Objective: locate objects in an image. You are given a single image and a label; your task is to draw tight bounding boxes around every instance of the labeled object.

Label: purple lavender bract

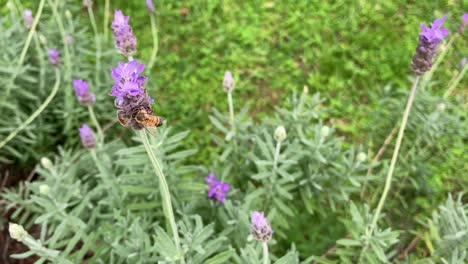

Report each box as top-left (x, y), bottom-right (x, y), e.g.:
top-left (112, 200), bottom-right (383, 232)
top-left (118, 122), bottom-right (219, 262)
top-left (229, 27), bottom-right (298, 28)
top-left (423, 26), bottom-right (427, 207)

top-left (250, 211), bottom-right (273, 241)
top-left (411, 15), bottom-right (449, 75)
top-left (458, 13), bottom-right (468, 33)
top-left (73, 79), bottom-right (95, 105)
top-left (79, 124), bottom-right (96, 149)
top-left (111, 10), bottom-right (137, 57)
top-left (23, 9), bottom-right (33, 29)
top-left (47, 49), bottom-right (60, 66)
top-left (146, 0), bottom-right (155, 13)
top-left (204, 172), bottom-right (230, 202)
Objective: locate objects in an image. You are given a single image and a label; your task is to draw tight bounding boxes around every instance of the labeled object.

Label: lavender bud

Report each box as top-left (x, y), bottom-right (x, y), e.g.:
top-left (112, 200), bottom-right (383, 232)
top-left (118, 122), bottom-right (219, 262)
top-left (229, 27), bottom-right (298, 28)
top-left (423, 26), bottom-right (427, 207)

top-left (274, 126), bottom-right (287, 142)
top-left (459, 57), bottom-right (467, 70)
top-left (9, 223), bottom-right (27, 242)
top-left (436, 103), bottom-right (446, 112)
top-left (39, 184), bottom-right (50, 195)
top-left (79, 124), bottom-right (96, 149)
top-left (223, 71), bottom-right (235, 93)
top-left (40, 157), bottom-right (53, 170)
top-left (250, 211), bottom-right (273, 242)
top-left (411, 15), bottom-right (449, 75)
top-left (73, 79), bottom-right (96, 105)
top-left (357, 152), bottom-right (367, 162)
top-left (320, 126), bottom-right (330, 138)
top-left (111, 10), bottom-right (137, 57)
top-left (23, 9), bottom-right (33, 29)
top-left (65, 10), bottom-right (72, 20)
top-left (457, 13), bottom-right (468, 33)
top-left (146, 0), bottom-right (155, 13)
top-left (39, 33), bottom-right (47, 45)
top-left (82, 0), bottom-right (92, 8)
top-left (47, 49), bottom-right (60, 66)
top-left (65, 35), bottom-right (73, 45)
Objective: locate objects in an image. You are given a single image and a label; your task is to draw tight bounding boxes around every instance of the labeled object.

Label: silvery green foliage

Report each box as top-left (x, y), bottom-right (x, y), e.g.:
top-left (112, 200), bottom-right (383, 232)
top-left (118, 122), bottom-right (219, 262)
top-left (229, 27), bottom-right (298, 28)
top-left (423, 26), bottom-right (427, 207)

top-left (0, 0), bottom-right (116, 164)
top-left (425, 195), bottom-right (468, 263)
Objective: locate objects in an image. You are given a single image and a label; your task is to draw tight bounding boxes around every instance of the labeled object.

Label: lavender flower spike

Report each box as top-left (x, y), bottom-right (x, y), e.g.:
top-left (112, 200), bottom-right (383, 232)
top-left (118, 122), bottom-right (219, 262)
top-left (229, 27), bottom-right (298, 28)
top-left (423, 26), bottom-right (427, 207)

top-left (23, 9), bottom-right (33, 29)
top-left (111, 10), bottom-right (137, 57)
top-left (250, 211), bottom-right (273, 242)
top-left (411, 15), bottom-right (449, 75)
top-left (223, 71), bottom-right (235, 93)
top-left (204, 172), bottom-right (230, 202)
top-left (47, 49), bottom-right (60, 66)
top-left (146, 0), bottom-right (155, 13)
top-left (73, 79), bottom-right (95, 105)
top-left (110, 60), bottom-right (163, 130)
top-left (458, 13), bottom-right (468, 33)
top-left (79, 124), bottom-right (96, 149)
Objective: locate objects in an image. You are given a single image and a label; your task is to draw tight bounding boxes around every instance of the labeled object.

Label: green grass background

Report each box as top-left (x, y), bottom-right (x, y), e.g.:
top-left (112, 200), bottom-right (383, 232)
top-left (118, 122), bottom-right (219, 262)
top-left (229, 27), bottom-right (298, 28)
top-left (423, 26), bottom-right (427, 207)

top-left (104, 1), bottom-right (466, 161)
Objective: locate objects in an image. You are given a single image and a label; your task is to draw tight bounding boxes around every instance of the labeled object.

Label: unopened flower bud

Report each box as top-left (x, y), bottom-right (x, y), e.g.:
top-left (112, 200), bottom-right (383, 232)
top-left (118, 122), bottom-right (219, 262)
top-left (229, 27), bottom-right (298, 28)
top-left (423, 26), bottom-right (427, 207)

top-left (39, 184), bottom-right (50, 195)
top-left (82, 0), bottom-right (92, 8)
top-left (357, 152), bottom-right (367, 162)
top-left (223, 71), bottom-right (235, 93)
top-left (39, 34), bottom-right (47, 45)
top-left (65, 35), bottom-right (73, 45)
top-left (436, 103), bottom-right (446, 112)
top-left (65, 10), bottom-right (72, 20)
top-left (459, 57), bottom-right (467, 70)
top-left (6, 1), bottom-right (15, 11)
top-left (9, 223), bottom-right (27, 242)
top-left (320, 126), bottom-right (330, 138)
top-left (303, 85), bottom-right (309, 94)
top-left (274, 126), bottom-right (287, 142)
top-left (40, 157), bottom-right (53, 170)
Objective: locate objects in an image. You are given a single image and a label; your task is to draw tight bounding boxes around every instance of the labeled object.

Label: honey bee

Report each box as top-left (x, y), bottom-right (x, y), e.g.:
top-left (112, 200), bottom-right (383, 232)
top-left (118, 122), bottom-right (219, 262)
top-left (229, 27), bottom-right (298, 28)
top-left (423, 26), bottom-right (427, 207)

top-left (133, 107), bottom-right (165, 127)
top-left (117, 110), bottom-right (130, 127)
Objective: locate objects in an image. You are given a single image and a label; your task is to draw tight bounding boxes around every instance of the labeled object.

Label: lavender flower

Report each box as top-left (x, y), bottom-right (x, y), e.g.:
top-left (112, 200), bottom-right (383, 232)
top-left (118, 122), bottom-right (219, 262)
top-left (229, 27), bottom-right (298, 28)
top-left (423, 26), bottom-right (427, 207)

top-left (411, 15), bottom-right (449, 75)
top-left (111, 10), bottom-right (137, 57)
top-left (110, 60), bottom-right (162, 130)
top-left (460, 57), bottom-right (467, 70)
top-left (250, 211), bottom-right (273, 242)
top-left (223, 71), bottom-right (235, 93)
top-left (65, 35), bottom-right (73, 45)
top-left (146, 0), bottom-right (155, 13)
top-left (73, 79), bottom-right (96, 105)
top-left (82, 0), bottom-right (92, 8)
top-left (458, 13), bottom-right (468, 33)
top-left (47, 49), bottom-right (60, 66)
top-left (204, 172), bottom-right (230, 202)
top-left (79, 124), bottom-right (96, 149)
top-left (23, 9), bottom-right (33, 29)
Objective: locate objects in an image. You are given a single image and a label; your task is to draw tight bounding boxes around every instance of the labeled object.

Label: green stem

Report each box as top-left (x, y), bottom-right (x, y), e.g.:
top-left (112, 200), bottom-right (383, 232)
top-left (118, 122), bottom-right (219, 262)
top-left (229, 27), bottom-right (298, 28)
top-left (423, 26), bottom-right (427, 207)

top-left (88, 105), bottom-right (103, 141)
top-left (33, 34), bottom-right (46, 92)
top-left (138, 130), bottom-right (184, 264)
top-left (422, 33), bottom-right (458, 87)
top-left (262, 242), bottom-right (269, 264)
top-left (444, 62), bottom-right (467, 98)
top-left (4, 0), bottom-right (46, 99)
top-left (47, 0), bottom-right (73, 132)
top-left (103, 0), bottom-right (110, 42)
top-left (87, 5), bottom-right (101, 91)
top-left (89, 149), bottom-right (120, 205)
top-left (273, 140), bottom-right (281, 171)
top-left (227, 92), bottom-right (235, 132)
top-left (360, 76), bottom-right (420, 260)
top-left (147, 14), bottom-right (159, 71)
top-left (0, 68), bottom-right (61, 150)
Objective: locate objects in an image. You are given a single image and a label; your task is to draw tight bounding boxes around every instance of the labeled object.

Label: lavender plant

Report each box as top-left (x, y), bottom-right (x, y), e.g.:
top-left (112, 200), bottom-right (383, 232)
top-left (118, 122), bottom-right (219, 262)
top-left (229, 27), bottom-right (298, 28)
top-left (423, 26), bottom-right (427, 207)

top-left (0, 2), bottom-right (466, 264)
